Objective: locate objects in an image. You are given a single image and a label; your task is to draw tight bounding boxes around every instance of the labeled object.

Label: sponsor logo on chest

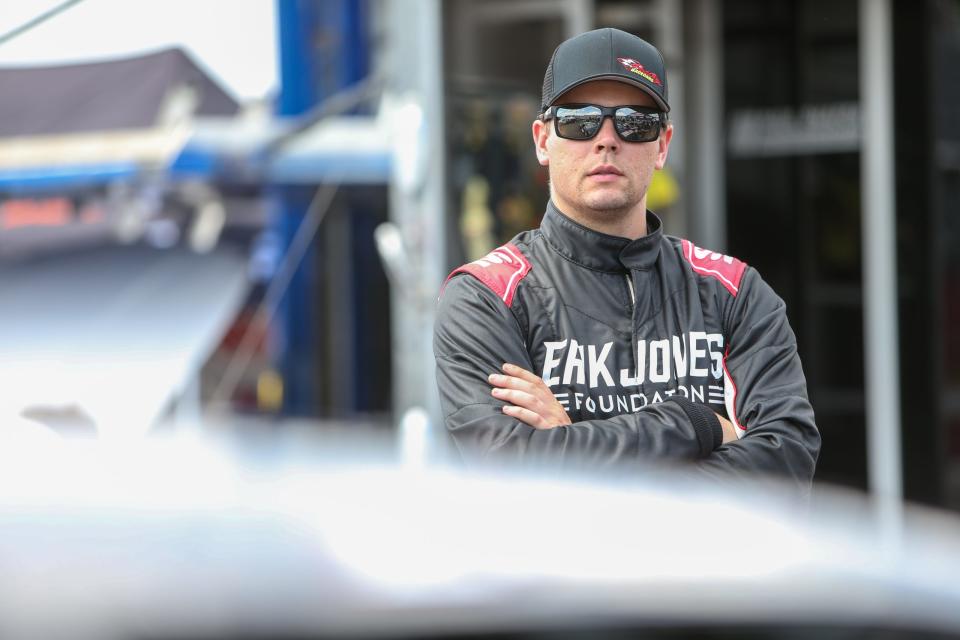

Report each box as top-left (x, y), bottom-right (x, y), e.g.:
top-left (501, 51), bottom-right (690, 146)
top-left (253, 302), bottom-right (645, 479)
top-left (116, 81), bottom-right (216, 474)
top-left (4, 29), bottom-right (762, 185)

top-left (540, 332), bottom-right (726, 414)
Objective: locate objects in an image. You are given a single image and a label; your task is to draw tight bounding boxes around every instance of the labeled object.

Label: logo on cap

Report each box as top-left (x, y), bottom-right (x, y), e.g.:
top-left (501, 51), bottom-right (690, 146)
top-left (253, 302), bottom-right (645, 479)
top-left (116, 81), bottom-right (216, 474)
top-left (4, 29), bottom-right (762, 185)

top-left (617, 57), bottom-right (662, 87)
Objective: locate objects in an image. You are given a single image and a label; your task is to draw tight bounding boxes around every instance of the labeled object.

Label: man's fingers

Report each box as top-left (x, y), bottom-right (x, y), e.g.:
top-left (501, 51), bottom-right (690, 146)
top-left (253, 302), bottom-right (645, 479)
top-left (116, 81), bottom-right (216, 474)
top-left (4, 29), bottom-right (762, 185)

top-left (491, 387), bottom-right (539, 410)
top-left (488, 373), bottom-right (536, 393)
top-left (502, 363), bottom-right (543, 385)
top-left (489, 365), bottom-right (571, 429)
top-left (502, 404), bottom-right (548, 429)
top-left (715, 412), bottom-right (738, 444)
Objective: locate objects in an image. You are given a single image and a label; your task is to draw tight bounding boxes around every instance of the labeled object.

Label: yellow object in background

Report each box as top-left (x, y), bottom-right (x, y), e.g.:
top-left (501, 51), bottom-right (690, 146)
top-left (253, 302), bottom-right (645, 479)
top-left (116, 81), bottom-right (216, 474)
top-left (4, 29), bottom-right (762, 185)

top-left (257, 369), bottom-right (284, 413)
top-left (460, 176), bottom-right (496, 261)
top-left (647, 167), bottom-right (679, 211)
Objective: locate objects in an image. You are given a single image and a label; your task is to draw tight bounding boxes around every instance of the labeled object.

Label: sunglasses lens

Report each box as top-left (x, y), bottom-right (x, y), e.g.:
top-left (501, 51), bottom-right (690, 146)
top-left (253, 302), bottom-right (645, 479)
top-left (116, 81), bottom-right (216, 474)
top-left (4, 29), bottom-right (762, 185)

top-left (550, 105), bottom-right (663, 142)
top-left (615, 108), bottom-right (662, 142)
top-left (555, 106), bottom-right (602, 140)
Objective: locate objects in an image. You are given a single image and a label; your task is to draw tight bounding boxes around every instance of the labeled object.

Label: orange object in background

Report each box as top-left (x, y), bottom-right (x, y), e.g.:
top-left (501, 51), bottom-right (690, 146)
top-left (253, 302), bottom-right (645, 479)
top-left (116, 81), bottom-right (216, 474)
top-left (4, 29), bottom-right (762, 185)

top-left (0, 197), bottom-right (72, 230)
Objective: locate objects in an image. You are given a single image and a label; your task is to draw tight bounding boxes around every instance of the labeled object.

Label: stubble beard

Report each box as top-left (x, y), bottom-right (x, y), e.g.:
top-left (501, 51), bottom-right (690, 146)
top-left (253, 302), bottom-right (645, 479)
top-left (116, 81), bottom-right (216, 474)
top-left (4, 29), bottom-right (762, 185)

top-left (549, 179), bottom-right (635, 229)
top-left (548, 171), bottom-right (656, 239)
top-left (568, 177), bottom-right (643, 229)
top-left (548, 159), bottom-right (655, 234)
top-left (579, 183), bottom-right (637, 216)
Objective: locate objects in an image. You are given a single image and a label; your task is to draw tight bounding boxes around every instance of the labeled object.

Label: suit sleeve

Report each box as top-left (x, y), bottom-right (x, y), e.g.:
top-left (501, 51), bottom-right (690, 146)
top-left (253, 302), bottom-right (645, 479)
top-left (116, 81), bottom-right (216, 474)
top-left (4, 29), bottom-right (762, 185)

top-left (434, 274), bottom-right (723, 468)
top-left (697, 268), bottom-right (821, 488)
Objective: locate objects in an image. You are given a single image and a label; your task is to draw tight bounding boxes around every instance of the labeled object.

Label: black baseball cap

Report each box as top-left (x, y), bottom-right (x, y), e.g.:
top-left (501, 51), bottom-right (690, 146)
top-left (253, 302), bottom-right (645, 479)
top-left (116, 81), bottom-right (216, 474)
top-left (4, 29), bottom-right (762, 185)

top-left (541, 28), bottom-right (670, 113)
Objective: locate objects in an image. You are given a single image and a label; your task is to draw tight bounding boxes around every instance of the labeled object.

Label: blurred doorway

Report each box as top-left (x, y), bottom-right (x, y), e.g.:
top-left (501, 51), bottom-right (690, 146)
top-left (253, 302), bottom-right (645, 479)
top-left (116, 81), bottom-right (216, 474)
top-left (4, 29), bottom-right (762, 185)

top-left (723, 0), bottom-right (960, 507)
top-left (722, 0), bottom-right (866, 489)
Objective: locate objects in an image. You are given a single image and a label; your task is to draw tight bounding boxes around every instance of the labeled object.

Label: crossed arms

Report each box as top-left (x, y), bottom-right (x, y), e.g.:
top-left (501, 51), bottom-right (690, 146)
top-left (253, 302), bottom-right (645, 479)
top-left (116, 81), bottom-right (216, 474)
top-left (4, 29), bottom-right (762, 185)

top-left (433, 271), bottom-right (820, 487)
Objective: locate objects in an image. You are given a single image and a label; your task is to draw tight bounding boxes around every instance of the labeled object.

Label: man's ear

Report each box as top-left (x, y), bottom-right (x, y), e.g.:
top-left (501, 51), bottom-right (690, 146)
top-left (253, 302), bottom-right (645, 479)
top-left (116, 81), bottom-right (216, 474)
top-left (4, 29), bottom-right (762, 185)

top-left (532, 118), bottom-right (549, 167)
top-left (655, 123), bottom-right (673, 170)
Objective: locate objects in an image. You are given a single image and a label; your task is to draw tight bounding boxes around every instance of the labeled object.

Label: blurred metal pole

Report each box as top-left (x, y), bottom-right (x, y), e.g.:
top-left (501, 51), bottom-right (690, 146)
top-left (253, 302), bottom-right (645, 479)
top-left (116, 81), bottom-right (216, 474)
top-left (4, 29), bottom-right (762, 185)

top-left (656, 0), bottom-right (685, 237)
top-left (385, 0), bottom-right (446, 428)
top-left (859, 0), bottom-right (903, 513)
top-left (686, 0), bottom-right (726, 250)
top-left (563, 0), bottom-right (594, 38)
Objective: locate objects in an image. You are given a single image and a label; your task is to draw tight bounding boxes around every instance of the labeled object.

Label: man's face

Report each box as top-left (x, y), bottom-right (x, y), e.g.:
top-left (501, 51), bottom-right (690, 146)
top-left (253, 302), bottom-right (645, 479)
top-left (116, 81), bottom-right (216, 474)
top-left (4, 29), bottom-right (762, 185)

top-left (532, 80), bottom-right (673, 229)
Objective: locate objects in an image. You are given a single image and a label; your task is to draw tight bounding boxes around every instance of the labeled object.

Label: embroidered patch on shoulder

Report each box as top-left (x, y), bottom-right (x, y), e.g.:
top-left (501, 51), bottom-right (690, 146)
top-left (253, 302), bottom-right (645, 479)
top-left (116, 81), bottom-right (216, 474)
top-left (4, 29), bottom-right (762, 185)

top-left (442, 243), bottom-right (532, 306)
top-left (681, 239), bottom-right (747, 296)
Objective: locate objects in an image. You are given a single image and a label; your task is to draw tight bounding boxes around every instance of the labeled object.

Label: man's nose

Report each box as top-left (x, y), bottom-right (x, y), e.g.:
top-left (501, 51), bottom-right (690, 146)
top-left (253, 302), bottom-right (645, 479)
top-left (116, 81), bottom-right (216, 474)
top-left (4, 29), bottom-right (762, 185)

top-left (593, 116), bottom-right (619, 152)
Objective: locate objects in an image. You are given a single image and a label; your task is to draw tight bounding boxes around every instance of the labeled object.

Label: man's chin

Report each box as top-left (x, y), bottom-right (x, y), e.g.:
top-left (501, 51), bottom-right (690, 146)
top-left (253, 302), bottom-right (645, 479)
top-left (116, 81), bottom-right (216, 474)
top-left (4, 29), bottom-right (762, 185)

top-left (582, 194), bottom-right (635, 214)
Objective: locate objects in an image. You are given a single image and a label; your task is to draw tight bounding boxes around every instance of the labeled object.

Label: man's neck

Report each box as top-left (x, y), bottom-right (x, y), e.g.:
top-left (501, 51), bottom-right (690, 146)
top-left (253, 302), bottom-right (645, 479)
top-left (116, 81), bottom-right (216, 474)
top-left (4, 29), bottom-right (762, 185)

top-left (552, 198), bottom-right (648, 240)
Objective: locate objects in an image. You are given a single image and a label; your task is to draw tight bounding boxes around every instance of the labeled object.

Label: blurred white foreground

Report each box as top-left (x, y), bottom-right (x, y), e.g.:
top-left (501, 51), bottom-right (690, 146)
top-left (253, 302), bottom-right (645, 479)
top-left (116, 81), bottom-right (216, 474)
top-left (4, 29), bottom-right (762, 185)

top-left (0, 432), bottom-right (959, 640)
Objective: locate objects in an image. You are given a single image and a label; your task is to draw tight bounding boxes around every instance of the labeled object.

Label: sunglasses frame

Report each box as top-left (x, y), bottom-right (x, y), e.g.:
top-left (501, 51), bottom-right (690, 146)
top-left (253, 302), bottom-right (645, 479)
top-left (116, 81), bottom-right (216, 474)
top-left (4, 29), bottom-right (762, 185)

top-left (540, 104), bottom-right (667, 143)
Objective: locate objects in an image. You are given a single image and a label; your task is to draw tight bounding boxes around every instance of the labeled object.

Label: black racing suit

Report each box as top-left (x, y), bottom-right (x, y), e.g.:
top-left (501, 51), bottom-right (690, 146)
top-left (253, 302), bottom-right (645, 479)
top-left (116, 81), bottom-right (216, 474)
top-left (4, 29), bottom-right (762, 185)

top-left (434, 202), bottom-right (820, 488)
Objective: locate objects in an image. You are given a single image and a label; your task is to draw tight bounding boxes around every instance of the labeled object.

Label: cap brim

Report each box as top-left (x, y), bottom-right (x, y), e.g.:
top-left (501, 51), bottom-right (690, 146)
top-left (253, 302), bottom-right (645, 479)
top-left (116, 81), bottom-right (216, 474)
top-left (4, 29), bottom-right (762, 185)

top-left (551, 74), bottom-right (670, 112)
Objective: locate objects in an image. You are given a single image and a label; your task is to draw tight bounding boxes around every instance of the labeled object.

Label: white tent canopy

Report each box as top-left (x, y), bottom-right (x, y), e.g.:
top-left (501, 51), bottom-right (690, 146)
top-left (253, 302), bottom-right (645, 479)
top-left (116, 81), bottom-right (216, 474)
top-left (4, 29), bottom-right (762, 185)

top-left (0, 246), bottom-right (247, 439)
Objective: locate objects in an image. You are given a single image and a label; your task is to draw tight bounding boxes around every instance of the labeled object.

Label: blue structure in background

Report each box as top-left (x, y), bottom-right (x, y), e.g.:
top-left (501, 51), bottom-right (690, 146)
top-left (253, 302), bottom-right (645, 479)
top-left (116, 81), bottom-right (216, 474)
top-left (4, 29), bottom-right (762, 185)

top-left (274, 0), bottom-right (371, 416)
top-left (0, 163), bottom-right (140, 194)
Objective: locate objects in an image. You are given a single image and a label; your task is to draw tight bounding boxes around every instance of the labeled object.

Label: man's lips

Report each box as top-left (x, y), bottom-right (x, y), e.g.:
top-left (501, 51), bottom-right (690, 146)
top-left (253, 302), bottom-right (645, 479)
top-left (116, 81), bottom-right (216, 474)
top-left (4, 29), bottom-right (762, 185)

top-left (587, 165), bottom-right (624, 182)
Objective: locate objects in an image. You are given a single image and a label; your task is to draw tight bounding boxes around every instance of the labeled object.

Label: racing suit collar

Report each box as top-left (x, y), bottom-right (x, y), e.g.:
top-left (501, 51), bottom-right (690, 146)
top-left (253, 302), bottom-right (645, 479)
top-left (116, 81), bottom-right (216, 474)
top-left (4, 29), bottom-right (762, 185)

top-left (541, 200), bottom-right (663, 272)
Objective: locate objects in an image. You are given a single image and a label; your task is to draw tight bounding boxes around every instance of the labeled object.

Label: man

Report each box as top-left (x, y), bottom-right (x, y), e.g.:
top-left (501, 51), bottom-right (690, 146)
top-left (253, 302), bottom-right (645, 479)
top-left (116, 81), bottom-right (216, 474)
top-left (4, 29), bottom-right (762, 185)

top-left (433, 28), bottom-right (820, 487)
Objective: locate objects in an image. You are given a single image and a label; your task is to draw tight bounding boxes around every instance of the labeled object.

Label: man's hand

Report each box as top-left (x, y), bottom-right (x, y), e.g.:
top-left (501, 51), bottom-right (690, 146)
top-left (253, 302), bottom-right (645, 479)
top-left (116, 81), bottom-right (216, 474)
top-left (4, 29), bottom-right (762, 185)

top-left (489, 363), bottom-right (572, 429)
top-left (488, 363), bottom-right (738, 441)
top-left (716, 413), bottom-right (738, 444)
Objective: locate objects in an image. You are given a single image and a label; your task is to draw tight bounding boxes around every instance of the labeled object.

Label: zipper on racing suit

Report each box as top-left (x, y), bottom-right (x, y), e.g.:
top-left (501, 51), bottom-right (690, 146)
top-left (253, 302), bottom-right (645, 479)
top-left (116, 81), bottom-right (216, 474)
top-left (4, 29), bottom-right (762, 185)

top-left (624, 271), bottom-right (638, 390)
